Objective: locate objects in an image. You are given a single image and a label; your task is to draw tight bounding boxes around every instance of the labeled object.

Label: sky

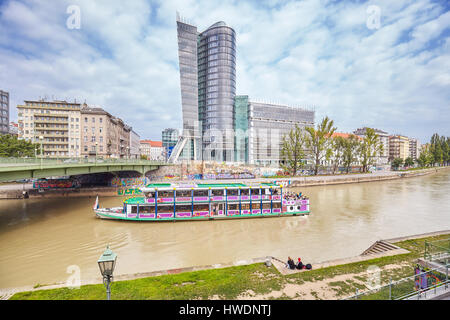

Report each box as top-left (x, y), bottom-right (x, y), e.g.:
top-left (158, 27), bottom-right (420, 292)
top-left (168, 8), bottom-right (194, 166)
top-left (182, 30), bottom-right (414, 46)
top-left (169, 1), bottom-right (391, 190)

top-left (0, 0), bottom-right (449, 143)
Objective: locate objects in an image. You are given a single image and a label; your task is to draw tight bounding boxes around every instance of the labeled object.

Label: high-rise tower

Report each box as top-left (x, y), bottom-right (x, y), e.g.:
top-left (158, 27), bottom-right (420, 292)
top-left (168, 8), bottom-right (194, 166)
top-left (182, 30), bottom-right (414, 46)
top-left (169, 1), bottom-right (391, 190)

top-left (170, 14), bottom-right (236, 162)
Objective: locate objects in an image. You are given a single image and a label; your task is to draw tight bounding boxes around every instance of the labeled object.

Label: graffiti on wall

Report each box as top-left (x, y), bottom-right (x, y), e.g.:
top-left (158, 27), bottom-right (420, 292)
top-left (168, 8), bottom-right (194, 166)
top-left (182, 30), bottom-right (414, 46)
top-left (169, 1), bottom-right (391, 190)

top-left (110, 177), bottom-right (149, 187)
top-left (33, 178), bottom-right (80, 189)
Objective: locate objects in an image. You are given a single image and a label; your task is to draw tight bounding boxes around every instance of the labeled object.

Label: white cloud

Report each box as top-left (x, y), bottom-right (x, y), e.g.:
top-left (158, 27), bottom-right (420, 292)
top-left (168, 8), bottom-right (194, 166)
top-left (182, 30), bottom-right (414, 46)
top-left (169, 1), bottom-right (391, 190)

top-left (0, 0), bottom-right (448, 143)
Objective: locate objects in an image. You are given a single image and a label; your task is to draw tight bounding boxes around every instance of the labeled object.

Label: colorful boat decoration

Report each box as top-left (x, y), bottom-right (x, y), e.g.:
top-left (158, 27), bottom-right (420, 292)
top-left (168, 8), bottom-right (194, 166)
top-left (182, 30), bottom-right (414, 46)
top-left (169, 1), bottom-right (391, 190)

top-left (94, 182), bottom-right (310, 221)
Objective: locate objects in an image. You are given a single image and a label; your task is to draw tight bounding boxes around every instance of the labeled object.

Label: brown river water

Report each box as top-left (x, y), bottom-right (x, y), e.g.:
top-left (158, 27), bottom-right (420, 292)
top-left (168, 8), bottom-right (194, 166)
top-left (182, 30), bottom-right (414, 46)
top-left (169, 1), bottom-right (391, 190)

top-left (0, 169), bottom-right (449, 289)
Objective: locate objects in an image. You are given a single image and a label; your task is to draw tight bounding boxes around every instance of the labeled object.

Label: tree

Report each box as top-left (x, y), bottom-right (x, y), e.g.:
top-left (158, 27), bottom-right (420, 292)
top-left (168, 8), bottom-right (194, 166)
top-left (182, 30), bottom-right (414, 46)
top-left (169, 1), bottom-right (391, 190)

top-left (416, 149), bottom-right (429, 167)
top-left (304, 116), bottom-right (336, 175)
top-left (404, 157), bottom-right (414, 167)
top-left (280, 125), bottom-right (307, 176)
top-left (341, 135), bottom-right (360, 173)
top-left (430, 133), bottom-right (443, 166)
top-left (391, 157), bottom-right (403, 170)
top-left (330, 136), bottom-right (346, 174)
top-left (0, 134), bottom-right (38, 157)
top-left (440, 136), bottom-right (449, 166)
top-left (358, 128), bottom-right (383, 173)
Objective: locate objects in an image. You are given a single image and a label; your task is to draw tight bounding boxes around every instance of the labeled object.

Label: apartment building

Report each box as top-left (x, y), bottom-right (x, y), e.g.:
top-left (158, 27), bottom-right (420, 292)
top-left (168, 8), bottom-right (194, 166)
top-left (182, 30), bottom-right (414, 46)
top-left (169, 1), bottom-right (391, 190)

top-left (17, 99), bottom-right (137, 159)
top-left (409, 138), bottom-right (420, 160)
top-left (389, 135), bottom-right (410, 161)
top-left (17, 100), bottom-right (81, 157)
top-left (80, 104), bottom-right (132, 159)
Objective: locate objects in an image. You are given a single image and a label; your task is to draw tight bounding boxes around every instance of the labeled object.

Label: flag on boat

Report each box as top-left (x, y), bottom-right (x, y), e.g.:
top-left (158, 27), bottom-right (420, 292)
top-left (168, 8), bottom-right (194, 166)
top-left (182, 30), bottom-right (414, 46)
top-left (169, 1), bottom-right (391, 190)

top-left (93, 196), bottom-right (99, 209)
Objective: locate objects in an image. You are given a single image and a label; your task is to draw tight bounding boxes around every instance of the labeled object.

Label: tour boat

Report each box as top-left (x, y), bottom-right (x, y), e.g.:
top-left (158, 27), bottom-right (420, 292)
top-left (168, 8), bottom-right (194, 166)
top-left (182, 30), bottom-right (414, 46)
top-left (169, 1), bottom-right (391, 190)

top-left (94, 182), bottom-right (310, 221)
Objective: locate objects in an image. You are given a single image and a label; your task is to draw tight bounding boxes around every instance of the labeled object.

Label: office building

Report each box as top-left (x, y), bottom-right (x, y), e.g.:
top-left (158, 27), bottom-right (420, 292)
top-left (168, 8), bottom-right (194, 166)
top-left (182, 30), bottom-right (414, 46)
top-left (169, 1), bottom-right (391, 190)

top-left (162, 128), bottom-right (179, 160)
top-left (171, 15), bottom-right (314, 164)
top-left (231, 96), bottom-right (315, 165)
top-left (129, 130), bottom-right (141, 159)
top-left (173, 14), bottom-right (236, 162)
top-left (0, 90), bottom-right (9, 134)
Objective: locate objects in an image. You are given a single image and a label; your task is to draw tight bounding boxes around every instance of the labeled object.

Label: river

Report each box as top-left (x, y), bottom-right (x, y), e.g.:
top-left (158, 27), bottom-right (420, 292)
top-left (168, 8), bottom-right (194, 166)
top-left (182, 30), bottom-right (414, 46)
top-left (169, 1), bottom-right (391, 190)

top-left (0, 169), bottom-right (449, 289)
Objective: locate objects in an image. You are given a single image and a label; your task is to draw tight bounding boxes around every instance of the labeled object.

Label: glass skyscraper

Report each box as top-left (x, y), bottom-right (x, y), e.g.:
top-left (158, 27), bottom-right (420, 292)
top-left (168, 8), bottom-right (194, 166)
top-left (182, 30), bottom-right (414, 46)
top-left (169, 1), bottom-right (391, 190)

top-left (174, 14), bottom-right (236, 162)
top-left (171, 14), bottom-right (315, 165)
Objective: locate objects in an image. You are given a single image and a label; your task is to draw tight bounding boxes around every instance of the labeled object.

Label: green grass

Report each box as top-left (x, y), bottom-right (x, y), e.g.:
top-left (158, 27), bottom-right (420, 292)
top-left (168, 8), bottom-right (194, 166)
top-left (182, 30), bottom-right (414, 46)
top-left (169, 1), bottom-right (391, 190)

top-left (9, 234), bottom-right (450, 300)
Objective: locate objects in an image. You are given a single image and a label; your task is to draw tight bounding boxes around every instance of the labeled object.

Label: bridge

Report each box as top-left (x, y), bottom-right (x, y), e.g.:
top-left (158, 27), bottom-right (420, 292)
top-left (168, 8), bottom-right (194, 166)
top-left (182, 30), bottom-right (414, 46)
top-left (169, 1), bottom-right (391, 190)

top-left (0, 158), bottom-right (169, 183)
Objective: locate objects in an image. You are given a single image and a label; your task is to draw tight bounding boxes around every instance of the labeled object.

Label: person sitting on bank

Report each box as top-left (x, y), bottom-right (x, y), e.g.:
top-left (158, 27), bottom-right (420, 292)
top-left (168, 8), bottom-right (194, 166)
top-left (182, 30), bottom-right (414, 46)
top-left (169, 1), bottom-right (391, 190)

top-left (287, 257), bottom-right (296, 270)
top-left (296, 258), bottom-right (304, 269)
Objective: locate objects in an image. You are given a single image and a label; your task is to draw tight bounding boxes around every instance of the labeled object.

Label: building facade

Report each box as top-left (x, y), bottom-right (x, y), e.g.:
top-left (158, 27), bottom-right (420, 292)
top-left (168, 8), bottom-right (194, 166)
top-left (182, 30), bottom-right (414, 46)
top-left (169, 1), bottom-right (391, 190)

top-left (17, 99), bottom-right (137, 159)
top-left (17, 100), bottom-right (81, 158)
top-left (174, 15), bottom-right (236, 162)
top-left (229, 96), bottom-right (315, 166)
top-left (162, 128), bottom-right (179, 160)
top-left (389, 135), bottom-right (410, 161)
top-left (353, 127), bottom-right (390, 165)
top-left (409, 138), bottom-right (420, 160)
top-left (140, 140), bottom-right (164, 161)
top-left (0, 90), bottom-right (9, 134)
top-left (129, 130), bottom-right (141, 159)
top-left (173, 16), bottom-right (314, 164)
top-left (9, 121), bottom-right (18, 136)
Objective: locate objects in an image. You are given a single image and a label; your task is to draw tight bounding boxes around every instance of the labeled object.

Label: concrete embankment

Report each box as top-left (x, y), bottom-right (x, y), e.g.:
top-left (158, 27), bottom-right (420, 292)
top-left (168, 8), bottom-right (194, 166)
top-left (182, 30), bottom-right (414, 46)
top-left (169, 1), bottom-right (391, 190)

top-left (0, 186), bottom-right (118, 199)
top-left (285, 167), bottom-right (449, 188)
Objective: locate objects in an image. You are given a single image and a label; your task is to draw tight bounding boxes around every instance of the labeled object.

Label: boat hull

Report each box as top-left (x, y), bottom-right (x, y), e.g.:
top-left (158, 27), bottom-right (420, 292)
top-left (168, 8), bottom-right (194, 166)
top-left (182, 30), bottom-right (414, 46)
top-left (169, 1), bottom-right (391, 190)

top-left (94, 209), bottom-right (310, 222)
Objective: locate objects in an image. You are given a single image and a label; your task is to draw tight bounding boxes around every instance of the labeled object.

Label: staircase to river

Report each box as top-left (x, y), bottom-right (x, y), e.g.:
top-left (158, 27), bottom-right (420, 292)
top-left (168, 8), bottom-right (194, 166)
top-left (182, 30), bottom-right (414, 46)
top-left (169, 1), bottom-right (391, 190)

top-left (361, 240), bottom-right (404, 256)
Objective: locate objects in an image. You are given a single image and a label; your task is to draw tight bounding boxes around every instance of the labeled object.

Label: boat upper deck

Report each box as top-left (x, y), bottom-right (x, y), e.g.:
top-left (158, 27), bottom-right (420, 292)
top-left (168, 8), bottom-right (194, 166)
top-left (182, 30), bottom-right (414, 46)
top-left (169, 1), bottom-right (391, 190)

top-left (123, 182), bottom-right (284, 205)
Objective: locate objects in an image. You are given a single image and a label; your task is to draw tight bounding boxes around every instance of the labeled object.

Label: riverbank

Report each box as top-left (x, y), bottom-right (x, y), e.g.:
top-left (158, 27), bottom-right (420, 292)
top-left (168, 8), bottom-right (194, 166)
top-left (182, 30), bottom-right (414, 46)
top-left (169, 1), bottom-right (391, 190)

top-left (1, 166), bottom-right (448, 199)
top-left (6, 230), bottom-right (449, 300)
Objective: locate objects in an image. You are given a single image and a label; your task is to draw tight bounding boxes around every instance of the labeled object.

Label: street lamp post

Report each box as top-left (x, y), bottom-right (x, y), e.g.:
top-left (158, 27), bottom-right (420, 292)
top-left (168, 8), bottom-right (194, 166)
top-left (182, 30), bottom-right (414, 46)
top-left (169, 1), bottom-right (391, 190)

top-left (39, 136), bottom-right (44, 169)
top-left (95, 142), bottom-right (98, 164)
top-left (97, 245), bottom-right (117, 300)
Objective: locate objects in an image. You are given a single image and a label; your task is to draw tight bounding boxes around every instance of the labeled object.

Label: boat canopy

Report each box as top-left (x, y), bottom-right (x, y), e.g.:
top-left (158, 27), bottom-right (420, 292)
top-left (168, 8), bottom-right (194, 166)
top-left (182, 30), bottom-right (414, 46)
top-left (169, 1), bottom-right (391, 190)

top-left (140, 182), bottom-right (282, 193)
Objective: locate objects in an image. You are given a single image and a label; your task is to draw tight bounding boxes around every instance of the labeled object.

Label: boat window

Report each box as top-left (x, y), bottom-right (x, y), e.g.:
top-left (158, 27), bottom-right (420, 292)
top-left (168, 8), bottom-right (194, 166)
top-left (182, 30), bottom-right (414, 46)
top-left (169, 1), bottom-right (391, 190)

top-left (263, 188), bottom-right (271, 195)
top-left (273, 202), bottom-right (281, 209)
top-left (241, 203), bottom-right (250, 210)
top-left (240, 189), bottom-right (250, 196)
top-left (262, 203), bottom-right (271, 209)
top-left (193, 189), bottom-right (209, 197)
top-left (211, 189), bottom-right (224, 196)
top-left (158, 190), bottom-right (174, 198)
top-left (176, 205), bottom-right (192, 212)
top-left (272, 188), bottom-right (279, 195)
top-left (227, 203), bottom-right (238, 210)
top-left (176, 190), bottom-right (191, 197)
top-left (145, 192), bottom-right (154, 198)
top-left (139, 206), bottom-right (155, 213)
top-left (227, 189), bottom-right (238, 196)
top-left (193, 204), bottom-right (209, 211)
top-left (157, 205), bottom-right (173, 213)
top-left (131, 205), bottom-right (137, 213)
top-left (250, 188), bottom-right (260, 195)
